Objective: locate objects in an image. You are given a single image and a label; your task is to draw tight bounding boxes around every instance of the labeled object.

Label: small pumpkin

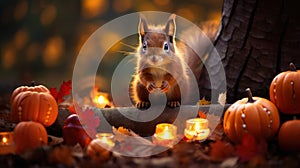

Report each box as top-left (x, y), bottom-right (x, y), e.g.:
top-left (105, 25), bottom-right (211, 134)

top-left (14, 121), bottom-right (48, 154)
top-left (278, 119), bottom-right (300, 152)
top-left (223, 88), bottom-right (280, 143)
top-left (270, 63), bottom-right (300, 114)
top-left (62, 114), bottom-right (92, 148)
top-left (10, 82), bottom-right (58, 127)
top-left (86, 139), bottom-right (111, 163)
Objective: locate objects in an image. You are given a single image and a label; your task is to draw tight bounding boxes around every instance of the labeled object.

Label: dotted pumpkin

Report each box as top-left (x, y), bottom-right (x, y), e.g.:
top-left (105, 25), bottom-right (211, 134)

top-left (270, 63), bottom-right (300, 114)
top-left (14, 121), bottom-right (48, 154)
top-left (223, 88), bottom-right (280, 143)
top-left (278, 119), bottom-right (300, 152)
top-left (10, 83), bottom-right (58, 127)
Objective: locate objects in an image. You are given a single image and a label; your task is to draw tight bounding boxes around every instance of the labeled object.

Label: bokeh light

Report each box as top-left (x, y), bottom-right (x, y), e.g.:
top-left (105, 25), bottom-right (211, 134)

top-left (0, 0), bottom-right (222, 91)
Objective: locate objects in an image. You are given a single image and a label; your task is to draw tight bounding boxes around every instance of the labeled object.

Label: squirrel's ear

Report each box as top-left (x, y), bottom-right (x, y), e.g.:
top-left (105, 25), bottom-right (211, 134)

top-left (165, 14), bottom-right (176, 37)
top-left (139, 15), bottom-right (148, 37)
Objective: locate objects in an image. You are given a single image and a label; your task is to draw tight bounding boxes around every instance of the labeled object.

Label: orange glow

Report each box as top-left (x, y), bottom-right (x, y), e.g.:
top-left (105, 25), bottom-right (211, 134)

top-left (91, 86), bottom-right (111, 108)
top-left (154, 0), bottom-right (170, 6)
top-left (153, 123), bottom-right (177, 147)
top-left (43, 36), bottom-right (65, 67)
top-left (14, 0), bottom-right (28, 21)
top-left (40, 5), bottom-right (57, 25)
top-left (14, 29), bottom-right (29, 50)
top-left (2, 44), bottom-right (16, 69)
top-left (81, 0), bottom-right (108, 18)
top-left (177, 8), bottom-right (196, 22)
top-left (113, 0), bottom-right (132, 13)
top-left (96, 133), bottom-right (115, 149)
top-left (2, 137), bottom-right (8, 144)
top-left (184, 118), bottom-right (210, 141)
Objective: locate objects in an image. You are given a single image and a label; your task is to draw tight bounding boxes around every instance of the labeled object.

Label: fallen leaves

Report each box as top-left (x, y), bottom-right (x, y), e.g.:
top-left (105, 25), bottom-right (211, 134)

top-left (236, 133), bottom-right (267, 162)
top-left (74, 102), bottom-right (100, 137)
top-left (50, 80), bottom-right (72, 103)
top-left (209, 140), bottom-right (235, 162)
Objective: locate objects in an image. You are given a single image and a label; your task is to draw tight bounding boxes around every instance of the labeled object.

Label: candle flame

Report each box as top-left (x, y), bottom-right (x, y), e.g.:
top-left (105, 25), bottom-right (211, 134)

top-left (2, 137), bottom-right (8, 144)
top-left (91, 86), bottom-right (111, 108)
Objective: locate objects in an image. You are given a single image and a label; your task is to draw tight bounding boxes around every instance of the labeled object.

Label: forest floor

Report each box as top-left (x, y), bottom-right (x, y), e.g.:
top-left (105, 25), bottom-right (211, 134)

top-left (1, 93), bottom-right (300, 168)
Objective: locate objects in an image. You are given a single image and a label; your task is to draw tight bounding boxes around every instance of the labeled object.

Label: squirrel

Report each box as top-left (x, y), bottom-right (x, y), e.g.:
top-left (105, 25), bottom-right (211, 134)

top-left (130, 14), bottom-right (218, 109)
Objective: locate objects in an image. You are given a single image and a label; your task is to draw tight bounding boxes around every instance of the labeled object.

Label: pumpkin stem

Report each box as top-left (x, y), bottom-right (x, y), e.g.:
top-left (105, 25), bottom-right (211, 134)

top-left (30, 81), bottom-right (36, 87)
top-left (290, 63), bottom-right (297, 71)
top-left (245, 88), bottom-right (255, 103)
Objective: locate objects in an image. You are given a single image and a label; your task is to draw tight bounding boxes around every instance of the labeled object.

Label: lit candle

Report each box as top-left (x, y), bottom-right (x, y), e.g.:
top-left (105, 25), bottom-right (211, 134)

top-left (152, 123), bottom-right (177, 147)
top-left (0, 132), bottom-right (15, 155)
top-left (96, 133), bottom-right (115, 149)
top-left (184, 118), bottom-right (210, 141)
top-left (90, 86), bottom-right (111, 108)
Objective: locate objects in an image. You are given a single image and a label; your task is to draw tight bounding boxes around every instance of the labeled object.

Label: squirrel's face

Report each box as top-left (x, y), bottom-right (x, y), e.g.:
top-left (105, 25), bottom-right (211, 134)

top-left (137, 14), bottom-right (177, 66)
top-left (138, 32), bottom-right (176, 66)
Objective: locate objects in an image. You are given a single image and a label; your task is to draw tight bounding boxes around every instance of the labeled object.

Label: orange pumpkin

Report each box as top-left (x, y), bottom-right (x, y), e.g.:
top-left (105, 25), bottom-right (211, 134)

top-left (223, 88), bottom-right (280, 143)
top-left (278, 119), bottom-right (300, 152)
top-left (270, 63), bottom-right (300, 114)
top-left (10, 83), bottom-right (58, 127)
top-left (86, 139), bottom-right (111, 163)
top-left (14, 121), bottom-right (48, 154)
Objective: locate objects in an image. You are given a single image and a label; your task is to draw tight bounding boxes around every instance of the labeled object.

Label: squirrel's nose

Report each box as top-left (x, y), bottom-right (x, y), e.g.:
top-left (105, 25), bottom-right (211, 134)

top-left (150, 55), bottom-right (159, 63)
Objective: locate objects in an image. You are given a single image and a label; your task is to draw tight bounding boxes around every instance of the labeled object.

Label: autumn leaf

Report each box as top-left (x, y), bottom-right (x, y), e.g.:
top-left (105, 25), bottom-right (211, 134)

top-left (236, 133), bottom-right (267, 162)
top-left (209, 140), bottom-right (235, 162)
top-left (198, 110), bottom-right (207, 119)
top-left (50, 80), bottom-right (72, 103)
top-left (50, 87), bottom-right (59, 100)
top-left (74, 102), bottom-right (100, 137)
top-left (197, 97), bottom-right (211, 105)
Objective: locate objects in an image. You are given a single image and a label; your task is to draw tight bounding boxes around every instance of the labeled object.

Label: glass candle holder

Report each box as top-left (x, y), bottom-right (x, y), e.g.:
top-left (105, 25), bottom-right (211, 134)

top-left (96, 133), bottom-right (115, 149)
top-left (184, 118), bottom-right (210, 141)
top-left (152, 123), bottom-right (177, 147)
top-left (0, 132), bottom-right (15, 155)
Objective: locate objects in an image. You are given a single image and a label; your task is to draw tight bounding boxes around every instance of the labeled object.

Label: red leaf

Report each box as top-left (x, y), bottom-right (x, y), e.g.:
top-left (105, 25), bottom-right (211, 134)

top-left (74, 102), bottom-right (100, 137)
top-left (59, 80), bottom-right (72, 96)
top-left (236, 133), bottom-right (267, 162)
top-left (51, 80), bottom-right (72, 103)
top-left (57, 80), bottom-right (72, 103)
top-left (49, 87), bottom-right (59, 100)
top-left (209, 140), bottom-right (235, 161)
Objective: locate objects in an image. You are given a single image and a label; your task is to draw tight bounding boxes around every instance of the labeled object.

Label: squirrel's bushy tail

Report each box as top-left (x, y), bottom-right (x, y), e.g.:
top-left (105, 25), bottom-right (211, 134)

top-left (178, 20), bottom-right (219, 99)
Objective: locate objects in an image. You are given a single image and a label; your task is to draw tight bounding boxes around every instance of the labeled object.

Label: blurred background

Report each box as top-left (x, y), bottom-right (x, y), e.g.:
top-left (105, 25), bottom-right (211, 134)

top-left (0, 0), bottom-right (222, 94)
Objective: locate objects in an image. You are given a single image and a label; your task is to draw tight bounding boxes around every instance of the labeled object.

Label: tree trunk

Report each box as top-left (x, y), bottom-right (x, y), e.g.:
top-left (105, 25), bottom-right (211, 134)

top-left (200, 0), bottom-right (300, 103)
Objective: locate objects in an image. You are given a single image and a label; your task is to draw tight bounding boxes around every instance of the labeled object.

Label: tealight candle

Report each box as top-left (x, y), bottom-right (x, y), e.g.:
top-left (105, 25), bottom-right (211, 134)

top-left (184, 118), bottom-right (210, 141)
top-left (96, 133), bottom-right (115, 149)
top-left (152, 123), bottom-right (177, 147)
top-left (0, 132), bottom-right (15, 155)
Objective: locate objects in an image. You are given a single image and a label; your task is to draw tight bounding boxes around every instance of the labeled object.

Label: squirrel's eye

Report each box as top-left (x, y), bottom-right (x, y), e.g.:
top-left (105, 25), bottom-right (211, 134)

top-left (142, 41), bottom-right (147, 51)
top-left (163, 42), bottom-right (169, 51)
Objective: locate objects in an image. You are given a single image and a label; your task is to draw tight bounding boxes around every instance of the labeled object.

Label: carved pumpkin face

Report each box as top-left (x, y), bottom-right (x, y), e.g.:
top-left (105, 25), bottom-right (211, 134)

top-left (278, 119), bottom-right (300, 152)
top-left (13, 121), bottom-right (48, 154)
top-left (223, 88), bottom-right (280, 143)
top-left (270, 63), bottom-right (300, 114)
top-left (10, 84), bottom-right (58, 127)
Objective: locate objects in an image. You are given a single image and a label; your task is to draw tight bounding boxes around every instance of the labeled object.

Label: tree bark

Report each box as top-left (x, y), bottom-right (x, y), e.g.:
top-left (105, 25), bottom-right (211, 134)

top-left (200, 0), bottom-right (300, 103)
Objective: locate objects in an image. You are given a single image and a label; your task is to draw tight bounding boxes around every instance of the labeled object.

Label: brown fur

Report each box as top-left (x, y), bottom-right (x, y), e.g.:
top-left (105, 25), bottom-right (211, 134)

top-left (131, 15), bottom-right (218, 109)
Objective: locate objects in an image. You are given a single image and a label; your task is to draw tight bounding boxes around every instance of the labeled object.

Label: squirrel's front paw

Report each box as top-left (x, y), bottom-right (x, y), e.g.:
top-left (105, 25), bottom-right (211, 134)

top-left (146, 82), bottom-right (157, 92)
top-left (160, 81), bottom-right (169, 92)
top-left (167, 101), bottom-right (180, 108)
top-left (136, 101), bottom-right (151, 109)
